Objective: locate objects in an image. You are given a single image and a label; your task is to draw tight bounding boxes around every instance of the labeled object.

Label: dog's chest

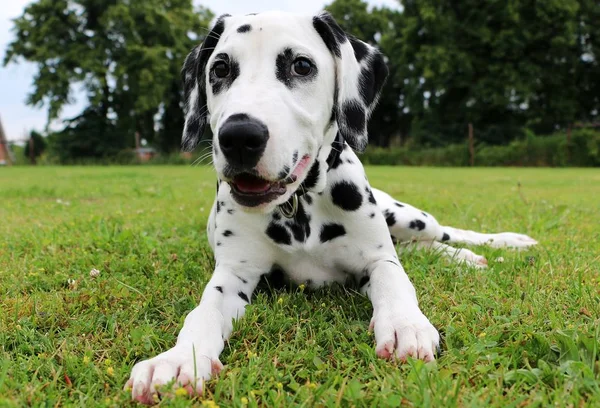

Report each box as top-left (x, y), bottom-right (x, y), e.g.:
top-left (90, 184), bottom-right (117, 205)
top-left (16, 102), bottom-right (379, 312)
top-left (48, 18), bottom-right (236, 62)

top-left (265, 195), bottom-right (373, 287)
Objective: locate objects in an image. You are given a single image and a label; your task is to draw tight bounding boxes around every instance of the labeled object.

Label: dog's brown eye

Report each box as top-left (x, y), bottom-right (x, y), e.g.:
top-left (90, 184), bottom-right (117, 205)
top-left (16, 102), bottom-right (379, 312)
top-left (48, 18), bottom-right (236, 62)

top-left (292, 58), bottom-right (313, 76)
top-left (213, 61), bottom-right (230, 78)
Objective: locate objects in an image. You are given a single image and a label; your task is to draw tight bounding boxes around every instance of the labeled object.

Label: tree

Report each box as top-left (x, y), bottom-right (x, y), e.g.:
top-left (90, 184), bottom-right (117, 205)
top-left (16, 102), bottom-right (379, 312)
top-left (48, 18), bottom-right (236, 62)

top-left (326, 0), bottom-right (410, 146)
top-left (24, 130), bottom-right (47, 162)
top-left (3, 0), bottom-right (213, 159)
top-left (398, 0), bottom-right (583, 145)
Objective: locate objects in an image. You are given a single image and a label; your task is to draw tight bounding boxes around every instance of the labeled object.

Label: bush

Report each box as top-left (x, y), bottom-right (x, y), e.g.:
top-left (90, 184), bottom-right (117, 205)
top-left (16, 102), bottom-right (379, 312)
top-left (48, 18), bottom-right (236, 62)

top-left (360, 129), bottom-right (600, 167)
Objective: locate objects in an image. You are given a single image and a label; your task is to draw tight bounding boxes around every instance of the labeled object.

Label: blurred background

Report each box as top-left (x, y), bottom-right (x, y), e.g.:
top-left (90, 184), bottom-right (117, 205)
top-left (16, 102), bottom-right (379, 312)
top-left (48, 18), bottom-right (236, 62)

top-left (1, 0), bottom-right (599, 167)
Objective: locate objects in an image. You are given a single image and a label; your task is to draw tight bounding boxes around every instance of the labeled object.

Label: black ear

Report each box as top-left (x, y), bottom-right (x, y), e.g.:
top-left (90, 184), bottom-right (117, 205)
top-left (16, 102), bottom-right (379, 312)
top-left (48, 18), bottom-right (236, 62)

top-left (181, 14), bottom-right (230, 152)
top-left (313, 12), bottom-right (388, 152)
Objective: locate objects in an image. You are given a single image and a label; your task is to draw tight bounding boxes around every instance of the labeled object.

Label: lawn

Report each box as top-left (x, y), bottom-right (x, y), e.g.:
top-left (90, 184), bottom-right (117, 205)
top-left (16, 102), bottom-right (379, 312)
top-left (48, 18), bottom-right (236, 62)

top-left (1, 165), bottom-right (598, 407)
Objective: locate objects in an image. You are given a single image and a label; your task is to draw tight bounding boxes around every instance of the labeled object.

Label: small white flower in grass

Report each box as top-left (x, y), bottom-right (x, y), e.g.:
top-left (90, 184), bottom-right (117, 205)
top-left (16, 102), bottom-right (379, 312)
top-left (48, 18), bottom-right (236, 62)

top-left (90, 268), bottom-right (100, 278)
top-left (67, 279), bottom-right (77, 289)
top-left (495, 257), bottom-right (505, 263)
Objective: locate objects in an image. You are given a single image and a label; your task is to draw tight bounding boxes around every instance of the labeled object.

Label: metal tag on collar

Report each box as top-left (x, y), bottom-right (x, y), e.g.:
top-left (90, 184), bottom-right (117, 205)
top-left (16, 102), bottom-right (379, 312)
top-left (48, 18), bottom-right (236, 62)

top-left (279, 193), bottom-right (298, 219)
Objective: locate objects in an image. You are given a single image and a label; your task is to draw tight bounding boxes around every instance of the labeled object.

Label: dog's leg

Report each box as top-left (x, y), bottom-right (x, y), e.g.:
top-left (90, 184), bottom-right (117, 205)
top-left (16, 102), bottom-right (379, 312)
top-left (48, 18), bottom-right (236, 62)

top-left (125, 266), bottom-right (260, 404)
top-left (362, 259), bottom-right (440, 361)
top-left (407, 240), bottom-right (488, 268)
top-left (372, 188), bottom-right (537, 253)
top-left (439, 226), bottom-right (537, 249)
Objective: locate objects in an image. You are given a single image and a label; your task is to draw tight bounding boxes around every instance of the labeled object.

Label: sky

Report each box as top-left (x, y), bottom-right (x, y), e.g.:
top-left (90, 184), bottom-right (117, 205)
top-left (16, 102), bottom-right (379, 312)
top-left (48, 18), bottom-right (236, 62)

top-left (0, 0), bottom-right (399, 142)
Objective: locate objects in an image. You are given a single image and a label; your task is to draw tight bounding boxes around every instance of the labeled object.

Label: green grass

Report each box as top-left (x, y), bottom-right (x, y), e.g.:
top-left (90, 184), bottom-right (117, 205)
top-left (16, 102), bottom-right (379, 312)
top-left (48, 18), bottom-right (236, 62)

top-left (1, 166), bottom-right (599, 407)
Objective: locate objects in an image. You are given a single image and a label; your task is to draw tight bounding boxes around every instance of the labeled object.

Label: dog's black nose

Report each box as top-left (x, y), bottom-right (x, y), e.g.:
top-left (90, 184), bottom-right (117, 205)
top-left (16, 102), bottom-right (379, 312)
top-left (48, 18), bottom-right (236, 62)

top-left (218, 114), bottom-right (269, 169)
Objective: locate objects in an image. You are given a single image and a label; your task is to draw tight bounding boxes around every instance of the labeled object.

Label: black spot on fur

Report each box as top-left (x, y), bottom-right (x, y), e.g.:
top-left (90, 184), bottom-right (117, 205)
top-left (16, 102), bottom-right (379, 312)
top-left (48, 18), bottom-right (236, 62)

top-left (181, 14), bottom-right (229, 152)
top-left (313, 13), bottom-right (347, 58)
top-left (341, 101), bottom-right (366, 135)
top-left (209, 54), bottom-right (240, 95)
top-left (377, 244), bottom-right (383, 249)
top-left (257, 265), bottom-right (287, 291)
top-left (395, 202), bottom-right (404, 208)
top-left (302, 162), bottom-right (320, 190)
top-left (227, 208), bottom-right (234, 215)
top-left (216, 241), bottom-right (222, 246)
top-left (275, 48), bottom-right (294, 88)
top-left (369, 212), bottom-right (375, 218)
top-left (215, 200), bottom-right (221, 212)
top-left (331, 181), bottom-right (363, 211)
top-left (223, 230), bottom-right (233, 237)
top-left (266, 223), bottom-right (291, 245)
top-left (238, 291), bottom-right (249, 303)
top-left (272, 212), bottom-right (281, 221)
top-left (285, 201), bottom-right (311, 243)
top-left (292, 150), bottom-right (299, 164)
top-left (349, 36), bottom-right (369, 62)
top-left (303, 194), bottom-right (313, 205)
top-left (276, 48), bottom-right (318, 89)
top-left (237, 24), bottom-right (251, 33)
top-left (328, 153), bottom-right (344, 170)
top-left (366, 187), bottom-right (377, 204)
top-left (320, 223), bottom-right (347, 242)
top-left (359, 275), bottom-right (370, 287)
top-left (360, 50), bottom-right (388, 107)
top-left (384, 209), bottom-right (396, 226)
top-left (409, 220), bottom-right (426, 231)
top-left (422, 212), bottom-right (429, 218)
top-left (278, 165), bottom-right (290, 180)
top-left (236, 275), bottom-right (248, 284)
top-left (215, 286), bottom-right (223, 293)
top-left (442, 232), bottom-right (450, 242)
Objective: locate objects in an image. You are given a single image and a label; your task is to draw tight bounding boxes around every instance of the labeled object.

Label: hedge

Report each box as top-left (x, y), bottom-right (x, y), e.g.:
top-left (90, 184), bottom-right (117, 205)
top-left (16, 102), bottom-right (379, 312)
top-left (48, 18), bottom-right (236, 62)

top-left (360, 129), bottom-right (600, 167)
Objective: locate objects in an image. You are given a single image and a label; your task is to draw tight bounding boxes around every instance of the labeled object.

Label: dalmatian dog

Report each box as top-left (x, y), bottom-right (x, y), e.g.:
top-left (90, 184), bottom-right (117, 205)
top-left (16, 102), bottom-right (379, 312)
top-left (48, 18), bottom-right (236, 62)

top-left (125, 11), bottom-right (537, 403)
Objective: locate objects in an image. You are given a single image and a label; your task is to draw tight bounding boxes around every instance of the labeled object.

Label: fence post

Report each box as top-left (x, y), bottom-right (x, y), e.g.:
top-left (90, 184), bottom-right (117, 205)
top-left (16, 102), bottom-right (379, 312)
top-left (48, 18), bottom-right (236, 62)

top-left (566, 125), bottom-right (572, 164)
top-left (29, 135), bottom-right (36, 165)
top-left (468, 123), bottom-right (475, 166)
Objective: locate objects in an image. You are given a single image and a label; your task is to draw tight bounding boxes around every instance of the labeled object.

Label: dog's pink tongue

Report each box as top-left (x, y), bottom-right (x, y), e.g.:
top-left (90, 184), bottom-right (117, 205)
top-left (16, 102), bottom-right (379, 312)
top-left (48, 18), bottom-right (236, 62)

top-left (234, 174), bottom-right (271, 193)
top-left (291, 155), bottom-right (311, 179)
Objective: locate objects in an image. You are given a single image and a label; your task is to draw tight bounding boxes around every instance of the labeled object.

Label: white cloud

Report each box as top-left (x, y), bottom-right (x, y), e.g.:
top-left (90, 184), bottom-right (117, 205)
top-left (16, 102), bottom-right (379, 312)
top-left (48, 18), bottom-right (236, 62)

top-left (0, 0), bottom-right (399, 141)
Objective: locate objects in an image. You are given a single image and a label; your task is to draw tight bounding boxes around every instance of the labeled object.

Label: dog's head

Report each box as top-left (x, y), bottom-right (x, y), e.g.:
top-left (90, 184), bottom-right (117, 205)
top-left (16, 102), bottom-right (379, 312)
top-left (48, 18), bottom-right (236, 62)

top-left (182, 11), bottom-right (387, 211)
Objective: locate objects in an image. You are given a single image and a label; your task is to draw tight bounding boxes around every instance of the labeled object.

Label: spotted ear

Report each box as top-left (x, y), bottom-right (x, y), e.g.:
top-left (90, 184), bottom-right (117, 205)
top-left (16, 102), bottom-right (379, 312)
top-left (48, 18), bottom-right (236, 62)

top-left (313, 12), bottom-right (388, 152)
top-left (181, 14), bottom-right (230, 152)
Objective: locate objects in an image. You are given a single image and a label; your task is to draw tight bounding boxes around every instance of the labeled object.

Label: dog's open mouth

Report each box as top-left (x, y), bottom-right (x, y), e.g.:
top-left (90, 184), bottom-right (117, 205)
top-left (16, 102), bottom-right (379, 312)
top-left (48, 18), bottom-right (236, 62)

top-left (228, 155), bottom-right (311, 208)
top-left (229, 173), bottom-right (288, 207)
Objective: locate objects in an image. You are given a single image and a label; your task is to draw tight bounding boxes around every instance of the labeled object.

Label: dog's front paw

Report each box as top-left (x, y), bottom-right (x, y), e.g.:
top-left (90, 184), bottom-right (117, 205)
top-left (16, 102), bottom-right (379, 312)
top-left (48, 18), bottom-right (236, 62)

top-left (124, 346), bottom-right (223, 405)
top-left (370, 303), bottom-right (439, 362)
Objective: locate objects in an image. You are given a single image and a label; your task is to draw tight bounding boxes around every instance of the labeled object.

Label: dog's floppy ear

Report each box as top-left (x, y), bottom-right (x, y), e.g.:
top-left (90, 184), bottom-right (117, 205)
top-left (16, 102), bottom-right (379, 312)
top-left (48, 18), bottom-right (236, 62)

top-left (313, 12), bottom-right (388, 152)
top-left (181, 14), bottom-right (230, 152)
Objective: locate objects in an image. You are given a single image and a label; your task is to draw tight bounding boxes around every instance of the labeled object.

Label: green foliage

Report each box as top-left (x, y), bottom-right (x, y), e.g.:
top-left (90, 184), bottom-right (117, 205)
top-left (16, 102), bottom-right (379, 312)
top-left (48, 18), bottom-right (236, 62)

top-left (4, 0), bottom-right (600, 160)
top-left (1, 166), bottom-right (599, 406)
top-left (3, 0), bottom-right (213, 157)
top-left (360, 129), bottom-right (600, 167)
top-left (326, 0), bottom-right (600, 148)
top-left (22, 130), bottom-right (47, 161)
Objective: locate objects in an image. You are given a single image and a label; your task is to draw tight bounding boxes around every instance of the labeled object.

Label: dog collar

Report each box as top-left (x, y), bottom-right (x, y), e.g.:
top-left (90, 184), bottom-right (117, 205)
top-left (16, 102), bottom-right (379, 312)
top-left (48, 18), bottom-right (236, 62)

top-left (278, 132), bottom-right (343, 219)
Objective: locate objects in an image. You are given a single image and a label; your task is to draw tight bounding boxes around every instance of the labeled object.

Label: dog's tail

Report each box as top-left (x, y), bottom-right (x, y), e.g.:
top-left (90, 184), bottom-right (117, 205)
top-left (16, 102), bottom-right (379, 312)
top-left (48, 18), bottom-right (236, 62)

top-left (439, 226), bottom-right (538, 249)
